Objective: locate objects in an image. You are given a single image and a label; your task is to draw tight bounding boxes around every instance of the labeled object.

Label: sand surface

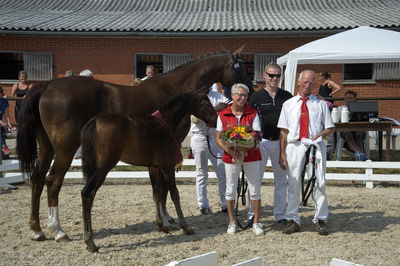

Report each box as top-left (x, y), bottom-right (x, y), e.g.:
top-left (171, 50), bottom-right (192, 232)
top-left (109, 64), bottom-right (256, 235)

top-left (0, 181), bottom-right (399, 265)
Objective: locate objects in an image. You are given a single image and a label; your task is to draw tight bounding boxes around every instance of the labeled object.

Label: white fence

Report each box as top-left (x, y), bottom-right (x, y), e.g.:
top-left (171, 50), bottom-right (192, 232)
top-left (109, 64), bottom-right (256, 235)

top-left (1, 159), bottom-right (399, 188)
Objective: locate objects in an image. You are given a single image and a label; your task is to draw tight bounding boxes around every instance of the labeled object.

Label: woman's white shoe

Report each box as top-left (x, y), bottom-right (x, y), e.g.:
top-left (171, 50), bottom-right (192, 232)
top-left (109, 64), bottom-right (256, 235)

top-left (252, 223), bottom-right (264, 235)
top-left (227, 223), bottom-right (237, 234)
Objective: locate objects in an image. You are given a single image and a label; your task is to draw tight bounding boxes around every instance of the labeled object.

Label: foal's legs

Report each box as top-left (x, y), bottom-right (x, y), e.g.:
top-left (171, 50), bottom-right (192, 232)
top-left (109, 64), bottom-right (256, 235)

top-left (148, 167), bottom-right (170, 233)
top-left (148, 167), bottom-right (175, 227)
top-left (29, 131), bottom-right (54, 241)
top-left (161, 165), bottom-right (194, 235)
top-left (81, 167), bottom-right (111, 253)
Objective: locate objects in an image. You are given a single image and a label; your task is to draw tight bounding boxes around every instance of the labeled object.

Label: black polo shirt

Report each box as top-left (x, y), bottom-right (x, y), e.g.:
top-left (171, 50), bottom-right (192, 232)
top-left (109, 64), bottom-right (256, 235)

top-left (248, 88), bottom-right (292, 140)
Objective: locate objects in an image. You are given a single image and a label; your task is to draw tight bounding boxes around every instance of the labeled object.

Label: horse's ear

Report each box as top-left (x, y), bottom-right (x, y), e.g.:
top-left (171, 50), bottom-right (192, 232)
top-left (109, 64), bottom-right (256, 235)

top-left (233, 45), bottom-right (246, 57)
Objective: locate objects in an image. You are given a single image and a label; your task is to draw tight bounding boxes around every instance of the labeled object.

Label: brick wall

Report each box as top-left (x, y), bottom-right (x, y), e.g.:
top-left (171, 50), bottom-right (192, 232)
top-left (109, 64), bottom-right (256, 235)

top-left (1, 34), bottom-right (399, 122)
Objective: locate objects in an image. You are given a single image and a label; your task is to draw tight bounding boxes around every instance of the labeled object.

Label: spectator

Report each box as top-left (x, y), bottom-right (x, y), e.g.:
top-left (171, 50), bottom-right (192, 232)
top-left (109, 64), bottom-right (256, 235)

top-left (141, 65), bottom-right (155, 80)
top-left (339, 90), bottom-right (368, 161)
top-left (216, 83), bottom-right (264, 236)
top-left (278, 70), bottom-right (335, 235)
top-left (65, 70), bottom-right (75, 77)
top-left (318, 71), bottom-right (341, 102)
top-left (190, 83), bottom-right (228, 214)
top-left (0, 87), bottom-right (12, 156)
top-left (10, 70), bottom-right (33, 123)
top-left (79, 69), bottom-right (94, 77)
top-left (249, 63), bottom-right (292, 225)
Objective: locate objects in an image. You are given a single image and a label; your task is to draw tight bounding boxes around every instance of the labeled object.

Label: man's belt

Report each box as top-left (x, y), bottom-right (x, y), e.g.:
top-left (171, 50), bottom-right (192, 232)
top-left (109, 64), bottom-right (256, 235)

top-left (263, 136), bottom-right (279, 141)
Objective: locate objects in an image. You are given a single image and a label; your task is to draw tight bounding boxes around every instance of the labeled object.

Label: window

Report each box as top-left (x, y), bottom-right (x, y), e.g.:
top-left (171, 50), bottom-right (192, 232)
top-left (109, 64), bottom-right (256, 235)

top-left (135, 53), bottom-right (191, 79)
top-left (0, 51), bottom-right (52, 81)
top-left (343, 63), bottom-right (373, 81)
top-left (254, 53), bottom-right (283, 81)
top-left (373, 62), bottom-right (400, 80)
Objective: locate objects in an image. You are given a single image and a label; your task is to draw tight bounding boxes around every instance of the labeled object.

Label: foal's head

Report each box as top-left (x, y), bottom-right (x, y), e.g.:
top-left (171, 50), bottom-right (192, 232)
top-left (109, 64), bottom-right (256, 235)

top-left (187, 91), bottom-right (217, 128)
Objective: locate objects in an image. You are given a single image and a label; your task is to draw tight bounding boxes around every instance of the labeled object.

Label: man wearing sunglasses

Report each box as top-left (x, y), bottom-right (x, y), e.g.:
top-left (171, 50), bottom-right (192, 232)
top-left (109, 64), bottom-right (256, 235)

top-left (249, 63), bottom-right (292, 225)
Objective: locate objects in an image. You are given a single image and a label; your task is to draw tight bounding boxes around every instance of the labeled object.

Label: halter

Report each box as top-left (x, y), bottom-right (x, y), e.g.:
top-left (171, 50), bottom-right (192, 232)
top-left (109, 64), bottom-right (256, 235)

top-left (229, 52), bottom-right (244, 83)
top-left (151, 110), bottom-right (183, 164)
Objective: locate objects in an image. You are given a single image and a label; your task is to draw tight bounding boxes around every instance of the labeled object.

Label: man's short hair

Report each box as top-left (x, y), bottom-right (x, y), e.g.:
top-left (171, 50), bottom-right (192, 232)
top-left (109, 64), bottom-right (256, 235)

top-left (264, 63), bottom-right (281, 72)
top-left (146, 65), bottom-right (154, 70)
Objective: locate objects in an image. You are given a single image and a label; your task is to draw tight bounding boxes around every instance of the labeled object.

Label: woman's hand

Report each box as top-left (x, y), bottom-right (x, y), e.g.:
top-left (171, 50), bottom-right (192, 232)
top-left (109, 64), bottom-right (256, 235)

top-left (225, 145), bottom-right (247, 160)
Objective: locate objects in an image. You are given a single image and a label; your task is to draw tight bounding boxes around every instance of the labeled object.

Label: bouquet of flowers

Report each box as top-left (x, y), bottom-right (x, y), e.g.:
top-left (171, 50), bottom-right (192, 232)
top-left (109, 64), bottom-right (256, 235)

top-left (222, 126), bottom-right (260, 163)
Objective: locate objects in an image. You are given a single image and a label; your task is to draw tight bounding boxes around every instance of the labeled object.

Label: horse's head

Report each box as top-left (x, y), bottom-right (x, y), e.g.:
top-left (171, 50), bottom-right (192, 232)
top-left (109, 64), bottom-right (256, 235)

top-left (221, 46), bottom-right (253, 91)
top-left (189, 88), bottom-right (218, 128)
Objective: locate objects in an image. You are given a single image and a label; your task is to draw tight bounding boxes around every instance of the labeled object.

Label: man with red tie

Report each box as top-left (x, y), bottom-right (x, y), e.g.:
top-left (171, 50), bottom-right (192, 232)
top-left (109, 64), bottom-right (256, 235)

top-left (277, 70), bottom-right (335, 235)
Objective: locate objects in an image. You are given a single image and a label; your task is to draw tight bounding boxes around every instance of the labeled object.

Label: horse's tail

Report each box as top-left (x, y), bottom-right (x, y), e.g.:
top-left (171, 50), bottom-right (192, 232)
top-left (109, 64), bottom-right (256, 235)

top-left (16, 82), bottom-right (49, 173)
top-left (81, 118), bottom-right (97, 180)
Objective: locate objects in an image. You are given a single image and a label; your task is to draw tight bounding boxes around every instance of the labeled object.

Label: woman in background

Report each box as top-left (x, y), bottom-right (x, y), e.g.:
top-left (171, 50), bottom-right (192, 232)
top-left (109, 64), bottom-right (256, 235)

top-left (319, 71), bottom-right (342, 101)
top-left (11, 70), bottom-right (33, 123)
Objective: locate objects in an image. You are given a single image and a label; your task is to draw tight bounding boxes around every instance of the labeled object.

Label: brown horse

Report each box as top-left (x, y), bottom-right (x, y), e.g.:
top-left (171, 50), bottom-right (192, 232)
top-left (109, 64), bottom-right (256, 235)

top-left (80, 87), bottom-right (216, 252)
top-left (17, 48), bottom-right (251, 242)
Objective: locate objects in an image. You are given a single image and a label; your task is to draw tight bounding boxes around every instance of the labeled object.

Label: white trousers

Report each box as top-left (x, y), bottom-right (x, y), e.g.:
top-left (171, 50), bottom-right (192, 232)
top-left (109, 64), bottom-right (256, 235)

top-left (225, 161), bottom-right (261, 201)
top-left (258, 139), bottom-right (288, 221)
top-left (285, 141), bottom-right (329, 225)
top-left (191, 133), bottom-right (226, 209)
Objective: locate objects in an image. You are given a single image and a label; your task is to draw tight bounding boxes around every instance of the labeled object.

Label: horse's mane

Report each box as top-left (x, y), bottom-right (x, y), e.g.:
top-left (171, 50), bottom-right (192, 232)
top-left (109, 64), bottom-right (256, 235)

top-left (158, 50), bottom-right (230, 76)
top-left (154, 89), bottom-right (199, 112)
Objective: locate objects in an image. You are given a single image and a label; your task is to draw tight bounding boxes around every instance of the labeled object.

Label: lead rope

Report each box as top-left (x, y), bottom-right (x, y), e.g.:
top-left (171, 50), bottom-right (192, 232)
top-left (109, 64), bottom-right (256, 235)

top-left (301, 144), bottom-right (318, 206)
top-left (234, 166), bottom-right (252, 229)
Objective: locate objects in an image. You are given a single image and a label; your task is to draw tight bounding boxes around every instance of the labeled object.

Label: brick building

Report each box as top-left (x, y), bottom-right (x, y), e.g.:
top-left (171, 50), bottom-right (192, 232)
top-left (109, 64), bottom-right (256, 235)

top-left (1, 0), bottom-right (400, 122)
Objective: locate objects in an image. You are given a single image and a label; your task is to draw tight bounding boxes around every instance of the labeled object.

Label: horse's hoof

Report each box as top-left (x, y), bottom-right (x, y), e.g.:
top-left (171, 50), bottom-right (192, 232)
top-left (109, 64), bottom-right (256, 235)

top-left (55, 234), bottom-right (71, 242)
top-left (86, 244), bottom-right (99, 253)
top-left (31, 232), bottom-right (46, 241)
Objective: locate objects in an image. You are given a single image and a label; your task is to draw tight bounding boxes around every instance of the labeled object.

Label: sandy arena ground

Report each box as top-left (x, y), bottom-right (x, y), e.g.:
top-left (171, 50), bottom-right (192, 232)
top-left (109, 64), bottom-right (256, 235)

top-left (0, 181), bottom-right (399, 265)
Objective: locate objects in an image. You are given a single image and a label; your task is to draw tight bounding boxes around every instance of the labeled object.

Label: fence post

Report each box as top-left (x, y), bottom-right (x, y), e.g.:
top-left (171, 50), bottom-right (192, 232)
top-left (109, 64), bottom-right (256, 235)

top-left (365, 160), bottom-right (373, 188)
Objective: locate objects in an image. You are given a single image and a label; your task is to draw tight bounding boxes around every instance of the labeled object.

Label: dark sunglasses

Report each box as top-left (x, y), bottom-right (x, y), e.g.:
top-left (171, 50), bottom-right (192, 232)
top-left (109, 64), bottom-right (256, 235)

top-left (265, 72), bottom-right (281, 79)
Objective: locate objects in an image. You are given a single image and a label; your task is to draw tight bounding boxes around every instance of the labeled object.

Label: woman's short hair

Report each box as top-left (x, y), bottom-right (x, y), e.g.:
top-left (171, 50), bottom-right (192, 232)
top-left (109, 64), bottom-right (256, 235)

top-left (231, 83), bottom-right (250, 95)
top-left (18, 70), bottom-right (27, 78)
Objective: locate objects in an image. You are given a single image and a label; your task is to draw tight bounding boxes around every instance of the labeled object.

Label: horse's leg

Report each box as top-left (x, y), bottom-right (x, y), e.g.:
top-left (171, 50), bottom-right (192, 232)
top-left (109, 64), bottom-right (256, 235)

top-left (81, 168), bottom-right (109, 253)
top-left (45, 144), bottom-right (77, 242)
top-left (148, 167), bottom-right (169, 233)
top-left (29, 129), bottom-right (54, 241)
top-left (161, 165), bottom-right (194, 235)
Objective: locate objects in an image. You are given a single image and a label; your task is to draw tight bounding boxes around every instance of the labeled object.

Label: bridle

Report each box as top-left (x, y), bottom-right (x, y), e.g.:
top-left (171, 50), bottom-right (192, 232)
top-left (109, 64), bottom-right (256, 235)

top-left (229, 52), bottom-right (244, 84)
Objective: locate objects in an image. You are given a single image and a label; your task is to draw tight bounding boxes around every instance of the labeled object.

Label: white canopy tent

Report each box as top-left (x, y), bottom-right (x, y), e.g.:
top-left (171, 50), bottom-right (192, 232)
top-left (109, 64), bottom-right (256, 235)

top-left (277, 26), bottom-right (400, 94)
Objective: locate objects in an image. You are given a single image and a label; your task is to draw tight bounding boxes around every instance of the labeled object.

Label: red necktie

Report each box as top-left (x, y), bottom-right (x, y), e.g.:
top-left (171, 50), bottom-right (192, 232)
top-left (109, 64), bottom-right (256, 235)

top-left (299, 97), bottom-right (309, 140)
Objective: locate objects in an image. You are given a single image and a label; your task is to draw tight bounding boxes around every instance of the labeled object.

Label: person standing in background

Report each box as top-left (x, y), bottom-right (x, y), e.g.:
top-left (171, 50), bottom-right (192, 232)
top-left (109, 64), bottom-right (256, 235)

top-left (249, 63), bottom-right (292, 225)
top-left (318, 71), bottom-right (341, 102)
top-left (10, 70), bottom-right (33, 124)
top-left (190, 83), bottom-right (228, 214)
top-left (141, 65), bottom-right (155, 80)
top-left (0, 87), bottom-right (12, 156)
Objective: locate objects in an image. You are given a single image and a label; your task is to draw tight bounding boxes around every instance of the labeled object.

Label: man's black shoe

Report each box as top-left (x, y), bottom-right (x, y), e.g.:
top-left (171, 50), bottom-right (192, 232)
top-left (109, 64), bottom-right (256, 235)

top-left (282, 220), bottom-right (300, 234)
top-left (200, 207), bottom-right (213, 215)
top-left (315, 220), bottom-right (329, 235)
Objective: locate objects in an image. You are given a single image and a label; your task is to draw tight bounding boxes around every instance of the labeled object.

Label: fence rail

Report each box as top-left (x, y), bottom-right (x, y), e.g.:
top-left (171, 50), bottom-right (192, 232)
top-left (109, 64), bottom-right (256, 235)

top-left (1, 159), bottom-right (399, 188)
